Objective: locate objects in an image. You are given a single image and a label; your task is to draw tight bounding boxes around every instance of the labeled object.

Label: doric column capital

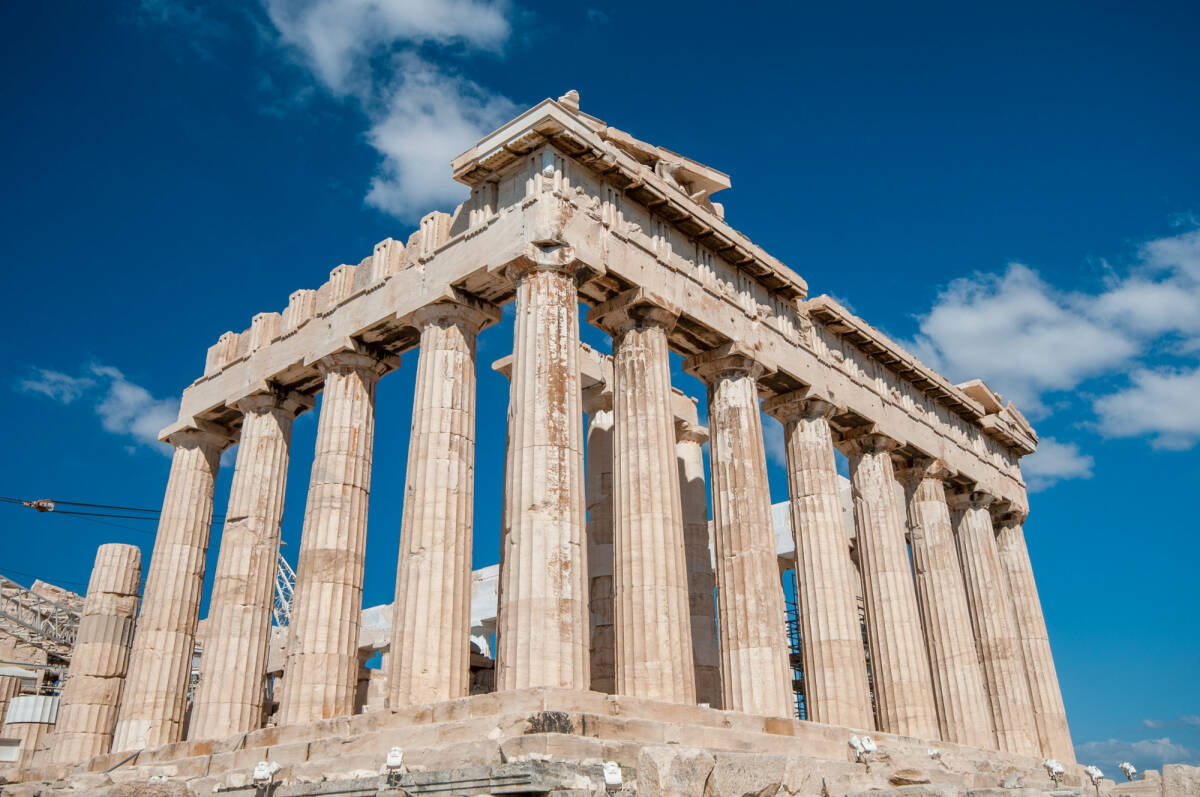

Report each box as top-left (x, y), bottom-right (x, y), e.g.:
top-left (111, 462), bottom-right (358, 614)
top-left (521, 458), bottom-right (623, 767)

top-left (761, 389), bottom-right (836, 423)
top-left (840, 430), bottom-right (900, 457)
top-left (675, 420), bottom-right (709, 446)
top-left (586, 287), bottom-right (680, 336)
top-left (989, 499), bottom-right (1028, 525)
top-left (503, 242), bottom-right (584, 282)
top-left (894, 456), bottom-right (955, 486)
top-left (162, 421), bottom-right (236, 451)
top-left (410, 289), bottom-right (502, 335)
top-left (683, 342), bottom-right (771, 383)
top-left (232, 389), bottom-right (314, 418)
top-left (947, 489), bottom-right (996, 512)
top-left (316, 345), bottom-right (399, 378)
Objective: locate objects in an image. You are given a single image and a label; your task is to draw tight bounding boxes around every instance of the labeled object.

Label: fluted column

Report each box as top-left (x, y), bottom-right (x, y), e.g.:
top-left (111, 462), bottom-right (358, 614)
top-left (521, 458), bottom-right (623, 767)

top-left (995, 512), bottom-right (1075, 762)
top-left (763, 393), bottom-right (872, 729)
top-left (279, 349), bottom-right (389, 725)
top-left (590, 291), bottom-right (695, 704)
top-left (49, 544), bottom-right (141, 763)
top-left (189, 392), bottom-right (308, 739)
top-left (495, 254), bottom-right (589, 690)
top-left (952, 492), bottom-right (1039, 755)
top-left (389, 299), bottom-right (497, 707)
top-left (683, 347), bottom-right (791, 718)
top-left (844, 432), bottom-right (938, 739)
top-left (897, 461), bottom-right (994, 748)
top-left (676, 421), bottom-right (721, 709)
top-left (113, 425), bottom-right (230, 752)
top-left (583, 382), bottom-right (616, 695)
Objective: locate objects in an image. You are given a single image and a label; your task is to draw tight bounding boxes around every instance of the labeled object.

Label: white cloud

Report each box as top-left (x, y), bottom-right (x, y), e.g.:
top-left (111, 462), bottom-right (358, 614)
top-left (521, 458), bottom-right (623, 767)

top-left (364, 55), bottom-right (518, 218)
top-left (263, 0), bottom-right (509, 96)
top-left (1075, 736), bottom-right (1200, 774)
top-left (17, 363), bottom-right (178, 453)
top-left (89, 365), bottom-right (180, 450)
top-left (1021, 436), bottom-right (1094, 492)
top-left (909, 263), bottom-right (1137, 415)
top-left (907, 226), bottom-right (1200, 477)
top-left (1093, 366), bottom-right (1200, 450)
top-left (18, 369), bottom-right (95, 404)
top-left (261, 0), bottom-right (519, 220)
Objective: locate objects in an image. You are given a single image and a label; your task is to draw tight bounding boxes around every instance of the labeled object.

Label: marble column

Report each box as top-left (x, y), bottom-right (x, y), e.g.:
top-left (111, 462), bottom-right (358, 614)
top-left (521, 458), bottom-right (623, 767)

top-left (676, 421), bottom-right (722, 709)
top-left (952, 492), bottom-right (1039, 755)
top-left (389, 299), bottom-right (497, 707)
top-left (583, 382), bottom-right (616, 695)
top-left (49, 544), bottom-right (141, 763)
top-left (494, 255), bottom-right (589, 691)
top-left (995, 511), bottom-right (1074, 761)
top-left (113, 425), bottom-right (231, 752)
top-left (189, 392), bottom-right (308, 740)
top-left (684, 347), bottom-right (792, 718)
top-left (763, 393), bottom-right (872, 730)
top-left (590, 291), bottom-right (695, 704)
top-left (844, 432), bottom-right (939, 739)
top-left (897, 461), bottom-right (994, 748)
top-left (279, 350), bottom-right (388, 725)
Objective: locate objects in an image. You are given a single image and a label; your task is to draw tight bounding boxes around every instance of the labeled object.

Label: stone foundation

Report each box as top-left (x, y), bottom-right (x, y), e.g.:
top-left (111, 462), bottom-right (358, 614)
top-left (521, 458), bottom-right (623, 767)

top-left (3, 688), bottom-right (1143, 795)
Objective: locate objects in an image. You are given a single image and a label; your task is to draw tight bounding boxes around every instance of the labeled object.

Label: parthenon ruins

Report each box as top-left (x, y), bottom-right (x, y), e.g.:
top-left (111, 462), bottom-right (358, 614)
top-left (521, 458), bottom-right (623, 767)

top-left (7, 92), bottom-right (1193, 796)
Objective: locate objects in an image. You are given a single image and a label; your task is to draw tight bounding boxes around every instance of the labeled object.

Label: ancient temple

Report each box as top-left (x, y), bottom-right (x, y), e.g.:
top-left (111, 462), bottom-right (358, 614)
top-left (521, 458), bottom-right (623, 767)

top-left (11, 92), bottom-right (1180, 797)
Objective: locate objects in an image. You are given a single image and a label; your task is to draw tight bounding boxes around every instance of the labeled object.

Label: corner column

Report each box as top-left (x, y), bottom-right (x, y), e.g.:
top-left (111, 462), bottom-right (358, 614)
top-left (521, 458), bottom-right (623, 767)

top-left (582, 382), bottom-right (616, 695)
top-left (279, 349), bottom-right (390, 725)
top-left (590, 290), bottom-right (695, 704)
top-left (994, 511), bottom-right (1075, 762)
top-left (952, 491), bottom-right (1039, 755)
top-left (49, 544), bottom-right (142, 763)
top-left (113, 425), bottom-right (231, 752)
top-left (684, 346), bottom-right (792, 718)
top-left (189, 391), bottom-right (309, 739)
top-left (763, 393), bottom-right (872, 729)
top-left (495, 251), bottom-right (589, 690)
top-left (897, 461), bottom-right (994, 748)
top-left (389, 298), bottom-right (498, 707)
top-left (844, 432), bottom-right (939, 739)
top-left (675, 421), bottom-right (722, 709)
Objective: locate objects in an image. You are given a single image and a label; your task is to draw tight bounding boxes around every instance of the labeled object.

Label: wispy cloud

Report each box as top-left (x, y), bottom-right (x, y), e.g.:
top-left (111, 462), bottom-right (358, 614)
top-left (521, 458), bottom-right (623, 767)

top-left (17, 363), bottom-right (178, 453)
top-left (260, 0), bottom-right (520, 220)
top-left (18, 369), bottom-right (95, 404)
top-left (1076, 736), bottom-right (1200, 775)
top-left (907, 225), bottom-right (1200, 486)
top-left (1022, 436), bottom-right (1094, 492)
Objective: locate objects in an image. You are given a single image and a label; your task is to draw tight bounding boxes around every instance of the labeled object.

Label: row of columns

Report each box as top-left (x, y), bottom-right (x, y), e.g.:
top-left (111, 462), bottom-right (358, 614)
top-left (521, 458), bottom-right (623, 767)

top-left (96, 254), bottom-right (1071, 770)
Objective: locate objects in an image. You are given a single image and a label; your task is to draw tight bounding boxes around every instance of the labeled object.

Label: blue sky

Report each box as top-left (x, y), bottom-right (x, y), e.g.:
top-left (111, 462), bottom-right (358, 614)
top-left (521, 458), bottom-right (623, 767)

top-left (2, 0), bottom-right (1197, 777)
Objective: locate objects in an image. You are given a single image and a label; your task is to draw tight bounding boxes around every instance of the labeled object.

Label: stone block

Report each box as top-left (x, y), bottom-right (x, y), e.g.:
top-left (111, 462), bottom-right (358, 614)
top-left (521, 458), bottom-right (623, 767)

top-left (636, 744), bottom-right (715, 797)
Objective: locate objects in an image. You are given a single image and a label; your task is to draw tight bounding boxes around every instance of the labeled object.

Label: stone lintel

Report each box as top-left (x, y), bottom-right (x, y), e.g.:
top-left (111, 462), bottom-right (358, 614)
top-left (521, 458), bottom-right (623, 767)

top-left (682, 342), bottom-right (773, 383)
top-left (586, 287), bottom-right (681, 335)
